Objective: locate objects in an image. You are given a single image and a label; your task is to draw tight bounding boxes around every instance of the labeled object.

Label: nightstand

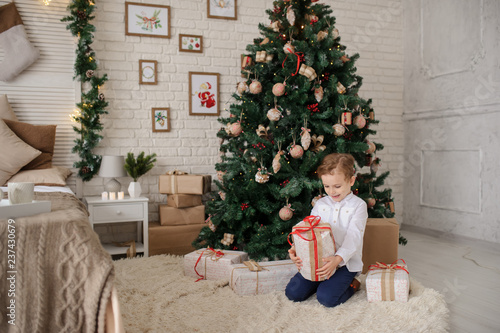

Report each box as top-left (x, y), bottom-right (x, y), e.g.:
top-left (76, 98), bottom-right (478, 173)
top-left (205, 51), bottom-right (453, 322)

top-left (85, 196), bottom-right (149, 257)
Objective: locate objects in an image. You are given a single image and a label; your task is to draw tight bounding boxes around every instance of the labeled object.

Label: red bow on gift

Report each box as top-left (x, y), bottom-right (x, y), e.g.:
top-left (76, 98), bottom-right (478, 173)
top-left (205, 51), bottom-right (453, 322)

top-left (194, 247), bottom-right (225, 282)
top-left (368, 259), bottom-right (409, 274)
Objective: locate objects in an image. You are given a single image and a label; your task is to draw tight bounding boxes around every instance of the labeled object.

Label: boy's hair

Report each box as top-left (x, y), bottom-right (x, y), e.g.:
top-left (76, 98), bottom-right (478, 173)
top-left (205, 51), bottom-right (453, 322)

top-left (316, 153), bottom-right (355, 180)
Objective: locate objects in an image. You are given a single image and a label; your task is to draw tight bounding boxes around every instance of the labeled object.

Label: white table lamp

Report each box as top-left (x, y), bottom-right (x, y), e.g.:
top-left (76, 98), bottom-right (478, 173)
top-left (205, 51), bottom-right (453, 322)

top-left (99, 155), bottom-right (127, 193)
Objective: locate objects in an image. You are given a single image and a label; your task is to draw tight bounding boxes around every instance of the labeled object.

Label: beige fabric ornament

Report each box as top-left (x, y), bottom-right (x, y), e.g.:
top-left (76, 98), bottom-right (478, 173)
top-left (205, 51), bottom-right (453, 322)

top-left (317, 31), bottom-right (328, 41)
top-left (310, 135), bottom-right (326, 152)
top-left (267, 108), bottom-right (281, 121)
top-left (272, 150), bottom-right (285, 173)
top-left (230, 122), bottom-right (243, 136)
top-left (341, 112), bottom-right (352, 125)
top-left (340, 55), bottom-right (350, 63)
top-left (365, 140), bottom-right (376, 154)
top-left (256, 51), bottom-right (267, 63)
top-left (266, 53), bottom-right (274, 62)
top-left (333, 123), bottom-right (346, 137)
top-left (208, 219), bottom-right (216, 232)
top-left (300, 127), bottom-right (311, 150)
top-left (354, 115), bottom-right (366, 129)
top-left (337, 82), bottom-right (346, 94)
top-left (219, 191), bottom-right (226, 200)
top-left (290, 144), bottom-right (304, 159)
top-left (225, 122), bottom-right (232, 134)
top-left (314, 86), bottom-right (324, 102)
top-left (286, 6), bottom-right (296, 26)
top-left (221, 233), bottom-right (234, 246)
top-left (332, 28), bottom-right (339, 39)
top-left (237, 81), bottom-right (248, 95)
top-left (369, 110), bottom-right (375, 120)
top-left (299, 64), bottom-right (317, 81)
top-left (366, 197), bottom-right (376, 208)
top-left (272, 82), bottom-right (286, 96)
top-left (249, 80), bottom-right (262, 94)
top-left (242, 56), bottom-right (253, 68)
top-left (260, 37), bottom-right (269, 45)
top-left (283, 42), bottom-right (295, 54)
top-left (255, 169), bottom-right (270, 183)
top-left (217, 170), bottom-right (226, 181)
top-left (269, 21), bottom-right (281, 32)
top-left (279, 204), bottom-right (294, 221)
top-left (370, 158), bottom-right (380, 173)
top-left (256, 124), bottom-right (270, 138)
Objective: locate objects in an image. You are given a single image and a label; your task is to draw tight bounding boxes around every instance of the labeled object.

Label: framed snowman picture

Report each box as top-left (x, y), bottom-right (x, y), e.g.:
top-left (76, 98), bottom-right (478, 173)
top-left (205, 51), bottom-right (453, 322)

top-left (207, 0), bottom-right (237, 20)
top-left (188, 72), bottom-right (220, 116)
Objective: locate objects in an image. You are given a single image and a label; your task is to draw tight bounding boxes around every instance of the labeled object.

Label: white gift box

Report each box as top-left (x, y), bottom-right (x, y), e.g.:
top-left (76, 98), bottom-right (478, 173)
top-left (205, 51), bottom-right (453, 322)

top-left (184, 248), bottom-right (248, 281)
top-left (230, 260), bottom-right (298, 296)
top-left (366, 260), bottom-right (410, 302)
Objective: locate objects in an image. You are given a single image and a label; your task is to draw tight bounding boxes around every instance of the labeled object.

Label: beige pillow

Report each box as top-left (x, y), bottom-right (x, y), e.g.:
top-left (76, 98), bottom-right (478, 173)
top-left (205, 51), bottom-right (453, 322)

top-left (0, 94), bottom-right (18, 121)
top-left (5, 166), bottom-right (72, 186)
top-left (0, 119), bottom-right (41, 185)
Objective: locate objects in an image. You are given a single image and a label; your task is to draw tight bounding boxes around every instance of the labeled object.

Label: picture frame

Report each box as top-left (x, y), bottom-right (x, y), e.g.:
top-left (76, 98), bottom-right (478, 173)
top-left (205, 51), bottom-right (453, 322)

top-left (139, 60), bottom-right (158, 85)
top-left (207, 0), bottom-right (237, 20)
top-left (179, 34), bottom-right (203, 53)
top-left (125, 2), bottom-right (171, 38)
top-left (152, 108), bottom-right (171, 132)
top-left (189, 72), bottom-right (220, 116)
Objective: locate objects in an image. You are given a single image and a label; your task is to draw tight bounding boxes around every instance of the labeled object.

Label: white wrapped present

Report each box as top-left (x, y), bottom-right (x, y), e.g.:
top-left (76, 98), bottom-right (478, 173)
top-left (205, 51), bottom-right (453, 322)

top-left (289, 216), bottom-right (336, 281)
top-left (366, 259), bottom-right (410, 302)
top-left (230, 260), bottom-right (298, 296)
top-left (184, 247), bottom-right (248, 281)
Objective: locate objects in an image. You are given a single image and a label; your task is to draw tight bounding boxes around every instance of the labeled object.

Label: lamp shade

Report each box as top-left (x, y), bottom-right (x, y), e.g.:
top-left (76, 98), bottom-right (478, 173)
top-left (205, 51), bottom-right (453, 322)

top-left (98, 155), bottom-right (127, 178)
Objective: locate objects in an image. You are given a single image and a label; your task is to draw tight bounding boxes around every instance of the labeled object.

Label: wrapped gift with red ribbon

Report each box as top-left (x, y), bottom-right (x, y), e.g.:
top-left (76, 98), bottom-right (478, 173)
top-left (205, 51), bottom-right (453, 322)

top-left (288, 216), bottom-right (336, 281)
top-left (366, 259), bottom-right (410, 302)
top-left (184, 247), bottom-right (248, 281)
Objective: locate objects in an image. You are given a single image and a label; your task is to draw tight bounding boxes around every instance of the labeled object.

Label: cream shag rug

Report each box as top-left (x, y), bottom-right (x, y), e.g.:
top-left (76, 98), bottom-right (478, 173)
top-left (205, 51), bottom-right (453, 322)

top-left (114, 255), bottom-right (449, 333)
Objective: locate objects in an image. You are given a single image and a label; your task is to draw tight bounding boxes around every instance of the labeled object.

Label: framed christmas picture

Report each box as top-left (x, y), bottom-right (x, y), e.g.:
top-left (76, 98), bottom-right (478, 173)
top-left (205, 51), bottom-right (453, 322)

top-left (139, 60), bottom-right (158, 85)
top-left (125, 2), bottom-right (171, 38)
top-left (189, 72), bottom-right (220, 116)
top-left (207, 0), bottom-right (237, 20)
top-left (152, 108), bottom-right (171, 132)
top-left (179, 34), bottom-right (203, 53)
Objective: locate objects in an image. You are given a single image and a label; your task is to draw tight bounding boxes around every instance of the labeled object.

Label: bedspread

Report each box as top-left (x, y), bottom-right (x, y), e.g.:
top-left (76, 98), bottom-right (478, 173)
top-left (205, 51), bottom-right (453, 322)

top-left (0, 192), bottom-right (115, 333)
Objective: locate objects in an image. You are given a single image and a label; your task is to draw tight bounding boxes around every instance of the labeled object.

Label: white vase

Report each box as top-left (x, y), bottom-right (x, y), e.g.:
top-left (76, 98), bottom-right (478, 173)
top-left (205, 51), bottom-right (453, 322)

top-left (128, 182), bottom-right (142, 198)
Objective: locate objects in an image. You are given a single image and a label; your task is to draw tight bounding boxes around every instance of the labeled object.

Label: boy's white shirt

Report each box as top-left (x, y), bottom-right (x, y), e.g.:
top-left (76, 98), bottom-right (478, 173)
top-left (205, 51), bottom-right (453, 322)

top-left (310, 192), bottom-right (368, 273)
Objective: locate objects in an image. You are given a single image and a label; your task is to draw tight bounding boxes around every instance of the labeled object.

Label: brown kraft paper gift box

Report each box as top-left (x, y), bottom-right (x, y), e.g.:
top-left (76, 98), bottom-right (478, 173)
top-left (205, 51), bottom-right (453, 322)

top-left (159, 173), bottom-right (212, 195)
top-left (167, 194), bottom-right (202, 208)
top-left (361, 218), bottom-right (399, 274)
top-left (159, 204), bottom-right (205, 226)
top-left (149, 222), bottom-right (205, 256)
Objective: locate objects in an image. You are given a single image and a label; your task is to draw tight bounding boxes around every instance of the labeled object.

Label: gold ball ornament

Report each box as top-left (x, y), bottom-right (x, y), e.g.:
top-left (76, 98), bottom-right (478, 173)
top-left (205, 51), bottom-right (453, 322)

top-left (333, 123), bottom-right (346, 136)
top-left (354, 115), bottom-right (367, 129)
top-left (249, 80), bottom-right (262, 94)
top-left (267, 108), bottom-right (281, 121)
top-left (279, 205), bottom-right (294, 221)
top-left (290, 144), bottom-right (304, 159)
top-left (236, 82), bottom-right (248, 95)
top-left (272, 82), bottom-right (286, 96)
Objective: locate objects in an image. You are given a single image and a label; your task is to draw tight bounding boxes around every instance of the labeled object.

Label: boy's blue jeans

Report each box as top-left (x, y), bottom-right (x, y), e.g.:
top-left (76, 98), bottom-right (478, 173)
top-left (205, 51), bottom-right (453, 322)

top-left (285, 266), bottom-right (357, 307)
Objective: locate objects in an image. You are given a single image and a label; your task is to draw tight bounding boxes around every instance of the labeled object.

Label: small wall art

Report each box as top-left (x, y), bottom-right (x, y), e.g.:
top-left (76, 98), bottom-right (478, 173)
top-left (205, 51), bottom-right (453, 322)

top-left (152, 108), bottom-right (171, 132)
top-left (207, 0), bottom-right (237, 20)
top-left (179, 34), bottom-right (203, 53)
top-left (189, 72), bottom-right (220, 116)
top-left (139, 60), bottom-right (158, 85)
top-left (125, 2), bottom-right (171, 38)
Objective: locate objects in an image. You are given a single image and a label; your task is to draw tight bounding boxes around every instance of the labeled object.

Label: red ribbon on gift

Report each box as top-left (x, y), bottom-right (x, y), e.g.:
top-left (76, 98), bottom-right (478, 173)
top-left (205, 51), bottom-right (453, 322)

top-left (282, 49), bottom-right (304, 76)
top-left (368, 259), bottom-right (409, 275)
top-left (194, 247), bottom-right (225, 282)
top-left (288, 216), bottom-right (335, 281)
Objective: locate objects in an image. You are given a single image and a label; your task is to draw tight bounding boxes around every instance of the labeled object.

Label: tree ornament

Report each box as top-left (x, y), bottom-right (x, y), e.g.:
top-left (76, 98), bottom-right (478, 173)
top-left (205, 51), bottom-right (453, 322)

top-left (310, 135), bottom-right (326, 152)
top-left (208, 219), bottom-right (216, 232)
top-left (299, 64), bottom-right (317, 81)
top-left (341, 112), bottom-right (352, 125)
top-left (98, 93), bottom-right (105, 101)
top-left (272, 150), bottom-right (285, 173)
top-left (286, 6), bottom-right (296, 26)
top-left (366, 197), bottom-right (376, 208)
top-left (236, 81), bottom-right (249, 95)
top-left (267, 108), bottom-right (281, 121)
top-left (312, 194), bottom-right (324, 207)
top-left (340, 55), bottom-right (350, 63)
top-left (333, 123), bottom-right (346, 136)
top-left (331, 28), bottom-right (339, 39)
top-left (256, 50), bottom-right (268, 63)
top-left (283, 42), bottom-right (295, 54)
top-left (279, 204), bottom-right (294, 221)
top-left (314, 86), bottom-right (324, 102)
top-left (386, 200), bottom-right (395, 213)
top-left (337, 82), bottom-right (346, 94)
top-left (300, 126), bottom-right (311, 150)
top-left (370, 158), bottom-right (380, 173)
top-left (307, 103), bottom-right (320, 114)
top-left (217, 170), bottom-right (226, 181)
top-left (260, 37), bottom-right (269, 45)
top-left (221, 233), bottom-right (234, 246)
top-left (272, 82), bottom-right (286, 96)
top-left (269, 21), bottom-right (281, 32)
top-left (86, 69), bottom-right (94, 78)
top-left (218, 191), bottom-right (226, 200)
top-left (290, 144), bottom-right (304, 159)
top-left (230, 122), bottom-right (243, 136)
top-left (249, 80), bottom-right (262, 94)
top-left (266, 53), bottom-right (274, 62)
top-left (369, 110), bottom-right (375, 120)
top-left (255, 168), bottom-right (271, 183)
top-left (77, 10), bottom-right (87, 20)
top-left (242, 56), bottom-right (253, 69)
top-left (82, 166), bottom-right (90, 174)
top-left (256, 124), bottom-right (270, 139)
top-left (225, 122), bottom-right (232, 135)
top-left (365, 140), bottom-right (376, 154)
top-left (354, 115), bottom-right (367, 129)
top-left (317, 30), bottom-right (328, 41)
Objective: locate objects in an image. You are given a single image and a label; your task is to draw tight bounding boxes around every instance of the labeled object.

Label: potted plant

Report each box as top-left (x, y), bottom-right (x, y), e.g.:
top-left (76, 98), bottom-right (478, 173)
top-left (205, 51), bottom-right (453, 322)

top-left (124, 152), bottom-right (157, 198)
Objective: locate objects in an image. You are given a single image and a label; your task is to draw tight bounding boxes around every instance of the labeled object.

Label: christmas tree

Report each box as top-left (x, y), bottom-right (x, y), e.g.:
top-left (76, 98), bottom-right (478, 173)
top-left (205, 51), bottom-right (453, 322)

top-left (193, 0), bottom-right (404, 260)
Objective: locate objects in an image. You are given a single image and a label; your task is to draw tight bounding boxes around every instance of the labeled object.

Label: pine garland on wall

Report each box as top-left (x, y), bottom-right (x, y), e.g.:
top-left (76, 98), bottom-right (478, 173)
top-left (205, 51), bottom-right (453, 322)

top-left (62, 0), bottom-right (108, 181)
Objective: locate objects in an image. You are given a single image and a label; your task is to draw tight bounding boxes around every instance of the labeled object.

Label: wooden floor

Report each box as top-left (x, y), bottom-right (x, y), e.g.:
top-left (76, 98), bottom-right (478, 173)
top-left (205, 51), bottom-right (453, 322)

top-left (398, 225), bottom-right (500, 333)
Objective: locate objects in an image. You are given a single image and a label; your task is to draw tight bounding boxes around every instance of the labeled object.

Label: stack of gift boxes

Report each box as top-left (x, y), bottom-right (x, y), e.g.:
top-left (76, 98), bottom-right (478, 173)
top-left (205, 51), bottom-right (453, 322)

top-left (149, 173), bottom-right (211, 256)
top-left (183, 217), bottom-right (410, 301)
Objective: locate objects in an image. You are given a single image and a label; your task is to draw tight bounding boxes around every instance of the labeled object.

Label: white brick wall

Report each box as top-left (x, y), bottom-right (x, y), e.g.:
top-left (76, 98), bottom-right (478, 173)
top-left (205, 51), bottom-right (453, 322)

top-left (87, 0), bottom-right (404, 223)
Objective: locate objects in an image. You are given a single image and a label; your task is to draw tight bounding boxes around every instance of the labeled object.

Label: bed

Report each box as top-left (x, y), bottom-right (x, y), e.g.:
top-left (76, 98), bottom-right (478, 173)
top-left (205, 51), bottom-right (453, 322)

top-left (0, 98), bottom-right (123, 332)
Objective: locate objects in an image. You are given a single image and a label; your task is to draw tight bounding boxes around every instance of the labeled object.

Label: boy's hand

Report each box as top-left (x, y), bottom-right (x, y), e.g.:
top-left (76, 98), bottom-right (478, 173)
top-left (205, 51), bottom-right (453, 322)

top-left (316, 255), bottom-right (342, 279)
top-left (288, 246), bottom-right (302, 270)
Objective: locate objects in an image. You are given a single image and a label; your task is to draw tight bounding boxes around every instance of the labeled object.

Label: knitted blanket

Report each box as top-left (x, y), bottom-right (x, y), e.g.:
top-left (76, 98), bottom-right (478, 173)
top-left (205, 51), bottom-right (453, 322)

top-left (0, 192), bottom-right (114, 333)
